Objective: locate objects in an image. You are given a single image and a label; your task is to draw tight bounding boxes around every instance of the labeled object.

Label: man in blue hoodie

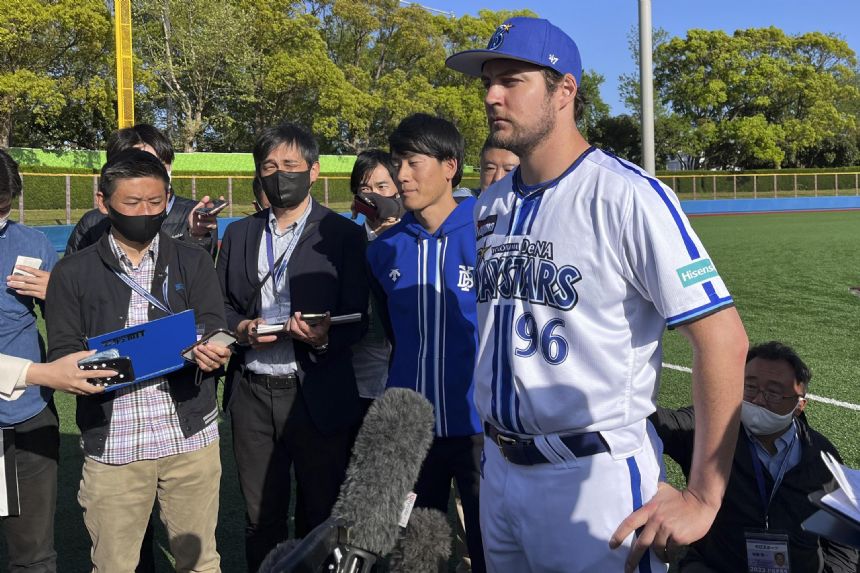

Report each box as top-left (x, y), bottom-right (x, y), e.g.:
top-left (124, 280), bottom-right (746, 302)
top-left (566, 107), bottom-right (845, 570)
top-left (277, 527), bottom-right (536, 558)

top-left (366, 113), bottom-right (485, 572)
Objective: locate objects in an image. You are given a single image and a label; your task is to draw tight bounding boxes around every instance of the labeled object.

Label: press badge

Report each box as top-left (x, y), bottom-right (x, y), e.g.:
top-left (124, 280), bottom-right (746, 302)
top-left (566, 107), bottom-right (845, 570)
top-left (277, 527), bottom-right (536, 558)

top-left (745, 529), bottom-right (790, 573)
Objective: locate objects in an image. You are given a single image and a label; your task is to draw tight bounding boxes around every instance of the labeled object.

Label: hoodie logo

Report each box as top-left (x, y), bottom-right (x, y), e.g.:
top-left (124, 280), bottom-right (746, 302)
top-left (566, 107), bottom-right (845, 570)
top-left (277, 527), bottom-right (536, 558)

top-left (389, 268), bottom-right (401, 282)
top-left (457, 265), bottom-right (475, 292)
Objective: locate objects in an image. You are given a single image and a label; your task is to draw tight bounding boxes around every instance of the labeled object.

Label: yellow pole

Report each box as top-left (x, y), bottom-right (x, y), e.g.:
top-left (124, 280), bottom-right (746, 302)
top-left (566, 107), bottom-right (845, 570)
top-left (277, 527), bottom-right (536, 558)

top-left (114, 0), bottom-right (134, 128)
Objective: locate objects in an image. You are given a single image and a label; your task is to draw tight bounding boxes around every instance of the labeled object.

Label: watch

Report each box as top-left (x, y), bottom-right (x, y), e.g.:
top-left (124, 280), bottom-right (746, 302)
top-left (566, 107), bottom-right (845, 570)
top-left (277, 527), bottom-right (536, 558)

top-left (312, 341), bottom-right (329, 354)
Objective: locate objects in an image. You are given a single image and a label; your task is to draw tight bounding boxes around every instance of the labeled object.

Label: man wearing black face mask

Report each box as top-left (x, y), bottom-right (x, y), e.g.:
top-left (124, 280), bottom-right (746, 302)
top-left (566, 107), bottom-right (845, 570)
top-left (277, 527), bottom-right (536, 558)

top-left (650, 341), bottom-right (858, 572)
top-left (46, 150), bottom-right (231, 573)
top-left (216, 122), bottom-right (369, 572)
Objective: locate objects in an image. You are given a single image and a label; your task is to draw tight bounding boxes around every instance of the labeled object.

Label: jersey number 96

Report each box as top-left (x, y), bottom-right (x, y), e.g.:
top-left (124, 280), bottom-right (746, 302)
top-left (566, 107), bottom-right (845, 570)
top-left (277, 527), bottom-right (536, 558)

top-left (514, 312), bottom-right (569, 365)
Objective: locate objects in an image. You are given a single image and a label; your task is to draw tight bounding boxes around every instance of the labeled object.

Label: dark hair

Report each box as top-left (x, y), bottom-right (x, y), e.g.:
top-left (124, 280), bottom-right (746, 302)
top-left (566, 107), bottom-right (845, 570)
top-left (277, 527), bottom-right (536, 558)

top-left (106, 124), bottom-right (175, 165)
top-left (350, 149), bottom-right (398, 195)
top-left (388, 113), bottom-right (465, 188)
top-left (99, 149), bottom-right (170, 200)
top-left (746, 341), bottom-right (812, 389)
top-left (0, 149), bottom-right (22, 201)
top-left (253, 122), bottom-right (319, 173)
top-left (542, 69), bottom-right (586, 123)
top-left (479, 137), bottom-right (508, 163)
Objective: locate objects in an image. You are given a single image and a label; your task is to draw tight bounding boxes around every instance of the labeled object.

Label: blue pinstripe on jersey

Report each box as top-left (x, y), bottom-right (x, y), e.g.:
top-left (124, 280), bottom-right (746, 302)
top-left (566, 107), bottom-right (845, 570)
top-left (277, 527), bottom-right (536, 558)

top-left (626, 457), bottom-right (653, 573)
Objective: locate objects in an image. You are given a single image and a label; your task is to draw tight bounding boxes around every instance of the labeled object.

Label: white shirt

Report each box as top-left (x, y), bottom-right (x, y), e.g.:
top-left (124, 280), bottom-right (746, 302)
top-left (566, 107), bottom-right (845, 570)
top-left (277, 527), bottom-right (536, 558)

top-left (473, 148), bottom-right (733, 457)
top-left (246, 204), bottom-right (312, 375)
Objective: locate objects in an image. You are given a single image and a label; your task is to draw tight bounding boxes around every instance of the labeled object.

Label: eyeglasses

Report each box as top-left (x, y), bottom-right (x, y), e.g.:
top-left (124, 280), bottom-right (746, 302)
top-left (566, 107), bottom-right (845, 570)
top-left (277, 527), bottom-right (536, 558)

top-left (743, 384), bottom-right (804, 406)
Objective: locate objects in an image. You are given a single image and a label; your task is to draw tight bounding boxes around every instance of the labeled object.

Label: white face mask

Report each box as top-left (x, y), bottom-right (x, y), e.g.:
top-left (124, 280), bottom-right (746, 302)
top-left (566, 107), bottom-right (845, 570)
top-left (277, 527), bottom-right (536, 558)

top-left (0, 214), bottom-right (8, 231)
top-left (741, 400), bottom-right (798, 435)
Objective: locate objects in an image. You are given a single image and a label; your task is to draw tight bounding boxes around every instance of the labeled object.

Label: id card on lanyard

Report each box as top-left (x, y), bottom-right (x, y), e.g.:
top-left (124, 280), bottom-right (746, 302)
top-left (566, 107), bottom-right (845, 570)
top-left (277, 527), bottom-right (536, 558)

top-left (263, 216), bottom-right (306, 323)
top-left (744, 432), bottom-right (796, 572)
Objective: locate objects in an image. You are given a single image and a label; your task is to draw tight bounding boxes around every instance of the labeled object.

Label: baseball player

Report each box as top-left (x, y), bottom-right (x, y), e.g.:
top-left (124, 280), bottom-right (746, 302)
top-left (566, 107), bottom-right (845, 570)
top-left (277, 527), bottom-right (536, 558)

top-left (446, 17), bottom-right (748, 572)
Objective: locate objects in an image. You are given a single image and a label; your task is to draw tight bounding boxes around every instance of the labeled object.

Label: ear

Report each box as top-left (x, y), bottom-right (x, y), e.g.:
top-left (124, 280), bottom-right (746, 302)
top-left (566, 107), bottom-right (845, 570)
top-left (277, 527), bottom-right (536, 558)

top-left (96, 191), bottom-right (109, 216)
top-left (442, 157), bottom-right (458, 183)
top-left (309, 161), bottom-right (321, 186)
top-left (557, 73), bottom-right (578, 110)
top-left (795, 397), bottom-right (807, 416)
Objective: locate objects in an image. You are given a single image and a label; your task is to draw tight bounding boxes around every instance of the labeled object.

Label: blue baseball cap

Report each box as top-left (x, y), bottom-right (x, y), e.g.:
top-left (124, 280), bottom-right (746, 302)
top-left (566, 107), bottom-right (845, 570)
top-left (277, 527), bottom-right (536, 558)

top-left (446, 17), bottom-right (582, 86)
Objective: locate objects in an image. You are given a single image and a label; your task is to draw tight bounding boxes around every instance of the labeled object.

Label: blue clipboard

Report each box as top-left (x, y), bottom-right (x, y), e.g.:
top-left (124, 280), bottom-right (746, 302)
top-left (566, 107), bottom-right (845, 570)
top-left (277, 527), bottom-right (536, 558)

top-left (86, 310), bottom-right (197, 391)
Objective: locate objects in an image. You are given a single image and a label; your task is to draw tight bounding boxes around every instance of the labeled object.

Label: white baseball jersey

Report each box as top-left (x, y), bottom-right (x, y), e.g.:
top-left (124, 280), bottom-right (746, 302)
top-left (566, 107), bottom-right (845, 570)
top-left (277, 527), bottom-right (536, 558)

top-left (474, 147), bottom-right (733, 457)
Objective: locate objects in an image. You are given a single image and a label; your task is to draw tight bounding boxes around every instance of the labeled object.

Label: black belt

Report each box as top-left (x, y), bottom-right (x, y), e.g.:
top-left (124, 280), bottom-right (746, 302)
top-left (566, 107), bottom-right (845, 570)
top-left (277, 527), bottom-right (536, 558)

top-left (484, 423), bottom-right (608, 466)
top-left (246, 372), bottom-right (298, 390)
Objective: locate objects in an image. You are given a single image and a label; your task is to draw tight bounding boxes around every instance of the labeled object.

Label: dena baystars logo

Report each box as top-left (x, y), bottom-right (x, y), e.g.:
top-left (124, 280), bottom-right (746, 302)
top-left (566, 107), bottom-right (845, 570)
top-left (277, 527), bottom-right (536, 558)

top-left (676, 258), bottom-right (718, 288)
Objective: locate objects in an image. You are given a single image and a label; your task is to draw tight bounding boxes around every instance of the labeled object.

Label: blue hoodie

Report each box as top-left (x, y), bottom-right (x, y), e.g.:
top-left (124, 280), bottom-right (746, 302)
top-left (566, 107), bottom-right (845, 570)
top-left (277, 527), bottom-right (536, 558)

top-left (367, 197), bottom-right (482, 437)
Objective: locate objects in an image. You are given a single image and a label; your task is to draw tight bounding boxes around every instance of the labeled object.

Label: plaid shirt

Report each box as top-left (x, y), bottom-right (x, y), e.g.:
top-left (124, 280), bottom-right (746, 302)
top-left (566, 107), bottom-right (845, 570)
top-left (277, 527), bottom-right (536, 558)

top-left (89, 233), bottom-right (218, 465)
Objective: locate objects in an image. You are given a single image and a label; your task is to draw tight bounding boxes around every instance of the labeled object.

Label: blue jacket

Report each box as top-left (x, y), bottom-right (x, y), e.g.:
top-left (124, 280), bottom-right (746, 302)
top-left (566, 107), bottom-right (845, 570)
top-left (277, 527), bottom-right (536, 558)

top-left (0, 222), bottom-right (58, 425)
top-left (367, 197), bottom-right (481, 437)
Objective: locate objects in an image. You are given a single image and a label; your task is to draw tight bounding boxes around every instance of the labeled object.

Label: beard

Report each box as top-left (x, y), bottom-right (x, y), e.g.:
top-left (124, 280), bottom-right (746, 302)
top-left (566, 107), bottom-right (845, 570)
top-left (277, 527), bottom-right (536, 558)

top-left (487, 98), bottom-right (556, 158)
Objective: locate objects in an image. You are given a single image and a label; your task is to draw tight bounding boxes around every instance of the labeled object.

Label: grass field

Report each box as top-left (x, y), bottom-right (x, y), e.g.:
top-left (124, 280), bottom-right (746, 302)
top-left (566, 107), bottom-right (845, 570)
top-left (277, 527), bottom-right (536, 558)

top-left (4, 209), bottom-right (860, 570)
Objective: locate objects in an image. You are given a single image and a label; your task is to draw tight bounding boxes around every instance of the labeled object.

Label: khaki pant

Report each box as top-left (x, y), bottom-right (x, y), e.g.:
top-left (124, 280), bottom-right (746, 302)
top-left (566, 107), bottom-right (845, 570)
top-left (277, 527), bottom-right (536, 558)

top-left (78, 440), bottom-right (221, 573)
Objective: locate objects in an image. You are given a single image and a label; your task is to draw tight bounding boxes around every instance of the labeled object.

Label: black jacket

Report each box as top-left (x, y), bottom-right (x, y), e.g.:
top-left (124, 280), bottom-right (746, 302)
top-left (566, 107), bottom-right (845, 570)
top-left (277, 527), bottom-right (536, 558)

top-left (650, 406), bottom-right (858, 573)
top-left (46, 231), bottom-right (227, 457)
top-left (216, 200), bottom-right (369, 435)
top-left (64, 195), bottom-right (216, 258)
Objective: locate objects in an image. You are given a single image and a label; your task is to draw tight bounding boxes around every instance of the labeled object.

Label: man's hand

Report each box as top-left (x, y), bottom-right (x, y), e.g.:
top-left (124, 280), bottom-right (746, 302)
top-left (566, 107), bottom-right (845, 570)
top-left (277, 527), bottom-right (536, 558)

top-left (26, 351), bottom-right (111, 395)
top-left (287, 312), bottom-right (330, 349)
top-left (609, 482), bottom-right (720, 572)
top-left (237, 317), bottom-right (282, 349)
top-left (370, 217), bottom-right (399, 236)
top-left (188, 195), bottom-right (224, 238)
top-left (191, 340), bottom-right (232, 372)
top-left (6, 266), bottom-right (50, 300)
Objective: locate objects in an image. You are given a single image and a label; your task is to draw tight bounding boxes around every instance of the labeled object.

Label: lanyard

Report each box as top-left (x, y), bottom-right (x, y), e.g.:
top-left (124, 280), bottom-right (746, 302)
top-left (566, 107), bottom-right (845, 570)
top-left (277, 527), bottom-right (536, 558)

top-left (264, 216), bottom-right (306, 296)
top-left (745, 428), bottom-right (797, 529)
top-left (112, 267), bottom-right (172, 315)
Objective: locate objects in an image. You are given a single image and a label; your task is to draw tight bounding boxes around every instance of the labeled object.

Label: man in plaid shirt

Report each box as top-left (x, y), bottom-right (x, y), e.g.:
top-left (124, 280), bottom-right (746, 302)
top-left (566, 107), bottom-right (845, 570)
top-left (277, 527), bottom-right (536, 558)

top-left (47, 150), bottom-right (231, 573)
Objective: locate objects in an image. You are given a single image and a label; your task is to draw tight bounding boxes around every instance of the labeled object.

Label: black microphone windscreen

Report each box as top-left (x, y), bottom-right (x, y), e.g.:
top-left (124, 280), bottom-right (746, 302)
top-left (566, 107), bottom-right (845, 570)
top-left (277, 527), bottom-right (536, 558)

top-left (388, 507), bottom-right (452, 573)
top-left (331, 387), bottom-right (435, 556)
top-left (257, 538), bottom-right (303, 573)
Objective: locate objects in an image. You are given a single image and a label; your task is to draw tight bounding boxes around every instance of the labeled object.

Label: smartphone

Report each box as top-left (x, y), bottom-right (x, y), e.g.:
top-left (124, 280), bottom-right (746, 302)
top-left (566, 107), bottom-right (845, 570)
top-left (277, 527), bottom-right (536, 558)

top-left (301, 313), bottom-right (327, 326)
top-left (197, 199), bottom-right (229, 216)
top-left (352, 195), bottom-right (379, 220)
top-left (78, 357), bottom-right (135, 387)
top-left (12, 255), bottom-right (42, 277)
top-left (330, 313), bottom-right (362, 325)
top-left (254, 323), bottom-right (286, 335)
top-left (181, 328), bottom-right (238, 361)
top-left (77, 349), bottom-right (120, 365)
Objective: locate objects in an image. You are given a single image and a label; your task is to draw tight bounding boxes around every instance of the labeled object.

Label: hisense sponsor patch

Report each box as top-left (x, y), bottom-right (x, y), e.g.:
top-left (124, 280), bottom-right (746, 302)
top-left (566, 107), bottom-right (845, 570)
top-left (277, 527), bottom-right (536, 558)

top-left (676, 258), bottom-right (718, 287)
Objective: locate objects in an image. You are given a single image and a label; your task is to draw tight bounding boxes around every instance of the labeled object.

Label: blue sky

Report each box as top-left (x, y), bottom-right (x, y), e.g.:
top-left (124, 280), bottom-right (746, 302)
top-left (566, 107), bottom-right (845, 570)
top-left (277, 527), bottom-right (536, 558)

top-left (421, 0), bottom-right (860, 115)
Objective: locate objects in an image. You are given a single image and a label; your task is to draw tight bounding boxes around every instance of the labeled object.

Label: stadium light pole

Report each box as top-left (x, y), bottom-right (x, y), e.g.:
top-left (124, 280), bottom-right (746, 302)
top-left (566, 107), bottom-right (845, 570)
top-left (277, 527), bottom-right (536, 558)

top-left (114, 0), bottom-right (135, 128)
top-left (639, 0), bottom-right (655, 175)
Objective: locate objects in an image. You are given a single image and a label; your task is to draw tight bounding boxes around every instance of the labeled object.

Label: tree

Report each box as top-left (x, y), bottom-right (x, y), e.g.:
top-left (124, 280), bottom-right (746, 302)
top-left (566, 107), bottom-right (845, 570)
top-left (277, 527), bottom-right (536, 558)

top-left (577, 70), bottom-right (610, 141)
top-left (654, 27), bottom-right (860, 168)
top-left (134, 0), bottom-right (257, 151)
top-left (0, 0), bottom-right (113, 148)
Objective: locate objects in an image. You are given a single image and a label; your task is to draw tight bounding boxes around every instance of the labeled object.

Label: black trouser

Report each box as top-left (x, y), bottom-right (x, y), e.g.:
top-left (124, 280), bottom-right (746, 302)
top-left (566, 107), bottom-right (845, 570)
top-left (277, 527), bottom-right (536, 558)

top-left (2, 401), bottom-right (59, 573)
top-left (230, 374), bottom-right (354, 573)
top-left (413, 433), bottom-right (486, 573)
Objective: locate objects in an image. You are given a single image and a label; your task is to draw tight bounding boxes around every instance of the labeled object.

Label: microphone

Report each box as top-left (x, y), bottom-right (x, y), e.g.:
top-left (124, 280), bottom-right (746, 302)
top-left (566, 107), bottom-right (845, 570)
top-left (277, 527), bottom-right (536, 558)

top-left (388, 507), bottom-right (452, 573)
top-left (330, 387), bottom-right (436, 554)
top-left (259, 387), bottom-right (436, 573)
